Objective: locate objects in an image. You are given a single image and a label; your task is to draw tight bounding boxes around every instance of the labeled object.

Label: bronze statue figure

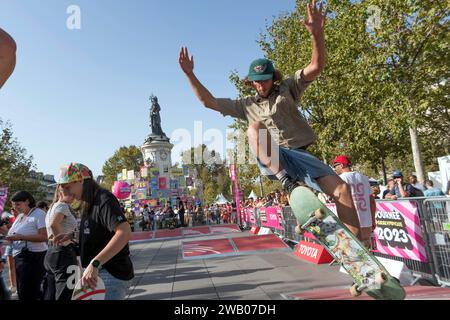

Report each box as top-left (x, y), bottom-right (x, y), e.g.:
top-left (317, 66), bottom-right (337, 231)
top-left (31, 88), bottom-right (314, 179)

top-left (150, 95), bottom-right (165, 136)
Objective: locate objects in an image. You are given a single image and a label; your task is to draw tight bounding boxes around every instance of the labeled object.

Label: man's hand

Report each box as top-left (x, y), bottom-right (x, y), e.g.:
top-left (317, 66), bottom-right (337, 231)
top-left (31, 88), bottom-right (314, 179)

top-left (179, 47), bottom-right (194, 76)
top-left (0, 27), bottom-right (17, 88)
top-left (302, 1), bottom-right (328, 82)
top-left (177, 46), bottom-right (219, 110)
top-left (302, 0), bottom-right (328, 36)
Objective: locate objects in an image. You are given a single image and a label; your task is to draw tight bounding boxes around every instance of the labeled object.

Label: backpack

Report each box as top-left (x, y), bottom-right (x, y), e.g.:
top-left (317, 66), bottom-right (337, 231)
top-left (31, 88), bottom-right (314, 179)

top-left (410, 186), bottom-right (424, 197)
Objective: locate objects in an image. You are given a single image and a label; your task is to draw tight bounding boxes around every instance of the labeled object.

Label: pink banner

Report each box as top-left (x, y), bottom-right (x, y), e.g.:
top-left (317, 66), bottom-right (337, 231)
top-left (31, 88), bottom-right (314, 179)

top-left (229, 164), bottom-right (241, 225)
top-left (0, 187), bottom-right (7, 212)
top-left (326, 201), bottom-right (428, 262)
top-left (260, 207), bottom-right (284, 230)
top-left (245, 207), bottom-right (257, 226)
top-left (374, 200), bottom-right (428, 262)
top-left (242, 206), bottom-right (247, 224)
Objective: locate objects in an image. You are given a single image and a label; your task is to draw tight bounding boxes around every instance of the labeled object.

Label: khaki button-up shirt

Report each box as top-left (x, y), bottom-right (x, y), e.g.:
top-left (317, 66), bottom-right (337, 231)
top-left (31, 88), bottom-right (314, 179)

top-left (216, 69), bottom-right (316, 149)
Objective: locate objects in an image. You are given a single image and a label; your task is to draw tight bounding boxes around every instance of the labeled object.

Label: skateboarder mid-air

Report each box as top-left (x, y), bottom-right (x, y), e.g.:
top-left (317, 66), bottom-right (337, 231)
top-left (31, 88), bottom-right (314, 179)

top-left (179, 0), bottom-right (361, 239)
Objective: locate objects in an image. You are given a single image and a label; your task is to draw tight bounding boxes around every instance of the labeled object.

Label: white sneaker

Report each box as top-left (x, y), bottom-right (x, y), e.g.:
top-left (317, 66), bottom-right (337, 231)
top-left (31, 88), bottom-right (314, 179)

top-left (9, 286), bottom-right (16, 294)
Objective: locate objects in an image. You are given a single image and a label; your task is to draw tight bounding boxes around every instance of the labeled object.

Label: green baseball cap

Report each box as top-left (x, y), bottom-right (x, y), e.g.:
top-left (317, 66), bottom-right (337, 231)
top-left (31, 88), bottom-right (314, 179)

top-left (247, 58), bottom-right (275, 81)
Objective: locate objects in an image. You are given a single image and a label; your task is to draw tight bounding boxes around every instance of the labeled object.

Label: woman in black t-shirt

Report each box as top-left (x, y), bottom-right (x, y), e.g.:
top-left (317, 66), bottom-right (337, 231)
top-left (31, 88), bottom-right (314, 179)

top-left (53, 163), bottom-right (134, 300)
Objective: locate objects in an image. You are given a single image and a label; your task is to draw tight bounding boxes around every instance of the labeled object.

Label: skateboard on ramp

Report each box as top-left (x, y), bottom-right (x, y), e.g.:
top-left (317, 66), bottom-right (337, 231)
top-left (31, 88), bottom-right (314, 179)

top-left (290, 186), bottom-right (405, 300)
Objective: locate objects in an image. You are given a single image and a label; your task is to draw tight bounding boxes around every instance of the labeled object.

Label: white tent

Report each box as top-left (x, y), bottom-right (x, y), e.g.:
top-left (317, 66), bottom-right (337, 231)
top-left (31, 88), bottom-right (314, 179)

top-left (248, 190), bottom-right (258, 200)
top-left (214, 193), bottom-right (230, 205)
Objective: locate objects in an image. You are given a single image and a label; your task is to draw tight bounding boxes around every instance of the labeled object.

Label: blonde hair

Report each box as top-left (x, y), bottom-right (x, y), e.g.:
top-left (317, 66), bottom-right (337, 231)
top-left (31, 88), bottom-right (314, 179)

top-left (52, 185), bottom-right (62, 205)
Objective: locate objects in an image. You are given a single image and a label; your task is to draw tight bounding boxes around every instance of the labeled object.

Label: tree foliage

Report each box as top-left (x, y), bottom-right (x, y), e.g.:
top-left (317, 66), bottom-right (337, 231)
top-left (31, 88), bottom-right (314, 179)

top-left (101, 145), bottom-right (144, 190)
top-left (181, 144), bottom-right (231, 204)
top-left (0, 119), bottom-right (42, 211)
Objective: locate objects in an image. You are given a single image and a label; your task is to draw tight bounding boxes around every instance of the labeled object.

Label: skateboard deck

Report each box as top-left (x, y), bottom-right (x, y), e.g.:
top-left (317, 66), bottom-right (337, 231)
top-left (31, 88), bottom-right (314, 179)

top-left (71, 276), bottom-right (106, 300)
top-left (290, 186), bottom-right (405, 300)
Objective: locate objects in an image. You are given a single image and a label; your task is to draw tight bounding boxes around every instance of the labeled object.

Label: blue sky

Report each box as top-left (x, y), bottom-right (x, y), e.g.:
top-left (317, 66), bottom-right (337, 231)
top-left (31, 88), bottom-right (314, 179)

top-left (0, 0), bottom-right (297, 178)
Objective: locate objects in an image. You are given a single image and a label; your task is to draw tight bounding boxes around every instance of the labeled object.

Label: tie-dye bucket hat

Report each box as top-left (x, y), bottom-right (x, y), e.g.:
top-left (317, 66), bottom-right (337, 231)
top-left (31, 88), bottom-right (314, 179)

top-left (53, 163), bottom-right (92, 185)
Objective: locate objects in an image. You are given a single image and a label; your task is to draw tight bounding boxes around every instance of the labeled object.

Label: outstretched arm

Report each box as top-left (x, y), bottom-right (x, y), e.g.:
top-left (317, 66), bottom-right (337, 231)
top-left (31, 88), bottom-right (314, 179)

top-left (179, 47), bottom-right (219, 111)
top-left (302, 0), bottom-right (327, 82)
top-left (0, 28), bottom-right (16, 88)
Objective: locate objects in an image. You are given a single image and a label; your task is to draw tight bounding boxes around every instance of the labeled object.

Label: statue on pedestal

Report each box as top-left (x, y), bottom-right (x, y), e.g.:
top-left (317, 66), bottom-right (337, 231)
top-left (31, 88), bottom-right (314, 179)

top-left (150, 95), bottom-right (165, 137)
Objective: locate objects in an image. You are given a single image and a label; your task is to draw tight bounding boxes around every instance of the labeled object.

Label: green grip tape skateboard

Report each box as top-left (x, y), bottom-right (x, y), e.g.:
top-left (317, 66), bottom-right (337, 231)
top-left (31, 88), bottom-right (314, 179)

top-left (290, 186), bottom-right (406, 300)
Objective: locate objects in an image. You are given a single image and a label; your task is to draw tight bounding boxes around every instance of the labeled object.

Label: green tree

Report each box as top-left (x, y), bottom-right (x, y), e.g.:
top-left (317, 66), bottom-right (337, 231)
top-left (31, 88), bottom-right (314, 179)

top-left (102, 145), bottom-right (144, 190)
top-left (0, 119), bottom-right (42, 211)
top-left (181, 144), bottom-right (231, 204)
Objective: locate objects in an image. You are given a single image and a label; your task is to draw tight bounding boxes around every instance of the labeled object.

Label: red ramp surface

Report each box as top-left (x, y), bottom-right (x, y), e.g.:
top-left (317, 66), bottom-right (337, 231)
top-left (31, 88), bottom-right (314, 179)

top-left (130, 224), bottom-right (242, 243)
top-left (233, 234), bottom-right (289, 252)
top-left (130, 231), bottom-right (153, 242)
top-left (182, 226), bottom-right (210, 236)
top-left (182, 234), bottom-right (291, 260)
top-left (154, 228), bottom-right (183, 239)
top-left (282, 286), bottom-right (450, 300)
top-left (183, 239), bottom-right (236, 258)
top-left (210, 225), bottom-right (241, 234)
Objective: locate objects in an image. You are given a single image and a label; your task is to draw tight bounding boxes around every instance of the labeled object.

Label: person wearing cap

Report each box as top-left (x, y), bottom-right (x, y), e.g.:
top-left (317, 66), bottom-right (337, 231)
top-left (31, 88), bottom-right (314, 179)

top-left (369, 179), bottom-right (381, 199)
top-left (385, 171), bottom-right (418, 199)
top-left (179, 1), bottom-right (361, 237)
top-left (332, 155), bottom-right (376, 248)
top-left (6, 191), bottom-right (48, 300)
top-left (52, 163), bottom-right (134, 300)
top-left (0, 27), bottom-right (16, 88)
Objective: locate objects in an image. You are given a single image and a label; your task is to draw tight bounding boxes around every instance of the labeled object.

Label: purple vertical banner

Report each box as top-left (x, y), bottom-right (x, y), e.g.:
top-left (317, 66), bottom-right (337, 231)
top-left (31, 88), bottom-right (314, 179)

top-left (0, 187), bottom-right (8, 212)
top-left (229, 164), bottom-right (241, 226)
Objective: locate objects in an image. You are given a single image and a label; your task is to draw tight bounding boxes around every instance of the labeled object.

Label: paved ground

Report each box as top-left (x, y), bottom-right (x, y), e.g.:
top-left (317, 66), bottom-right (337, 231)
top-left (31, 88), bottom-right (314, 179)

top-left (127, 231), bottom-right (352, 300)
top-left (3, 229), bottom-right (448, 300)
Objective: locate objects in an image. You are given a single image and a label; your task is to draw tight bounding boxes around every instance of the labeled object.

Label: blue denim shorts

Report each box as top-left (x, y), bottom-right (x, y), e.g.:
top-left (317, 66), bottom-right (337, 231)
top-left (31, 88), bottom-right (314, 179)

top-left (99, 269), bottom-right (130, 300)
top-left (3, 245), bottom-right (13, 257)
top-left (257, 147), bottom-right (336, 192)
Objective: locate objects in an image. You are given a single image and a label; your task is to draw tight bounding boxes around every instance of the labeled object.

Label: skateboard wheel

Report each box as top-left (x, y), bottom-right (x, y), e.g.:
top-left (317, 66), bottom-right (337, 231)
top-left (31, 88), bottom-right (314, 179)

top-left (375, 272), bottom-right (388, 285)
top-left (314, 209), bottom-right (326, 220)
top-left (350, 284), bottom-right (362, 297)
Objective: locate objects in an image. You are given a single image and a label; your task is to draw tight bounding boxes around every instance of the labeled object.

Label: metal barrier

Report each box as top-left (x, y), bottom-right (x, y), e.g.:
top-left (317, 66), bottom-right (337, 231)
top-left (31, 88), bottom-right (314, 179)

top-left (423, 197), bottom-right (450, 287)
top-left (279, 206), bottom-right (302, 244)
top-left (239, 197), bottom-right (450, 287)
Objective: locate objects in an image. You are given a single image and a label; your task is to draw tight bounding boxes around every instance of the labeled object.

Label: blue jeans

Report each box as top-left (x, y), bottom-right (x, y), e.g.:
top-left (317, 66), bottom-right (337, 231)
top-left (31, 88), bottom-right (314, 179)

top-left (257, 147), bottom-right (336, 192)
top-left (99, 269), bottom-right (130, 300)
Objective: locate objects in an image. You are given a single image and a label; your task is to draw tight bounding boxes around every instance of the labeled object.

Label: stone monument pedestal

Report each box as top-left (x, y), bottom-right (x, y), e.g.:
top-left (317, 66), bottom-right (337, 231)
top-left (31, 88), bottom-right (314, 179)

top-left (141, 134), bottom-right (173, 179)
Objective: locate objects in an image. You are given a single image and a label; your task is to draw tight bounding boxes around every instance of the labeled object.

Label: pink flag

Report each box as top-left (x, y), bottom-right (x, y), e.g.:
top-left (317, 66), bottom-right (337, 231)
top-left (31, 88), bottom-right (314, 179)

top-left (0, 187), bottom-right (8, 212)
